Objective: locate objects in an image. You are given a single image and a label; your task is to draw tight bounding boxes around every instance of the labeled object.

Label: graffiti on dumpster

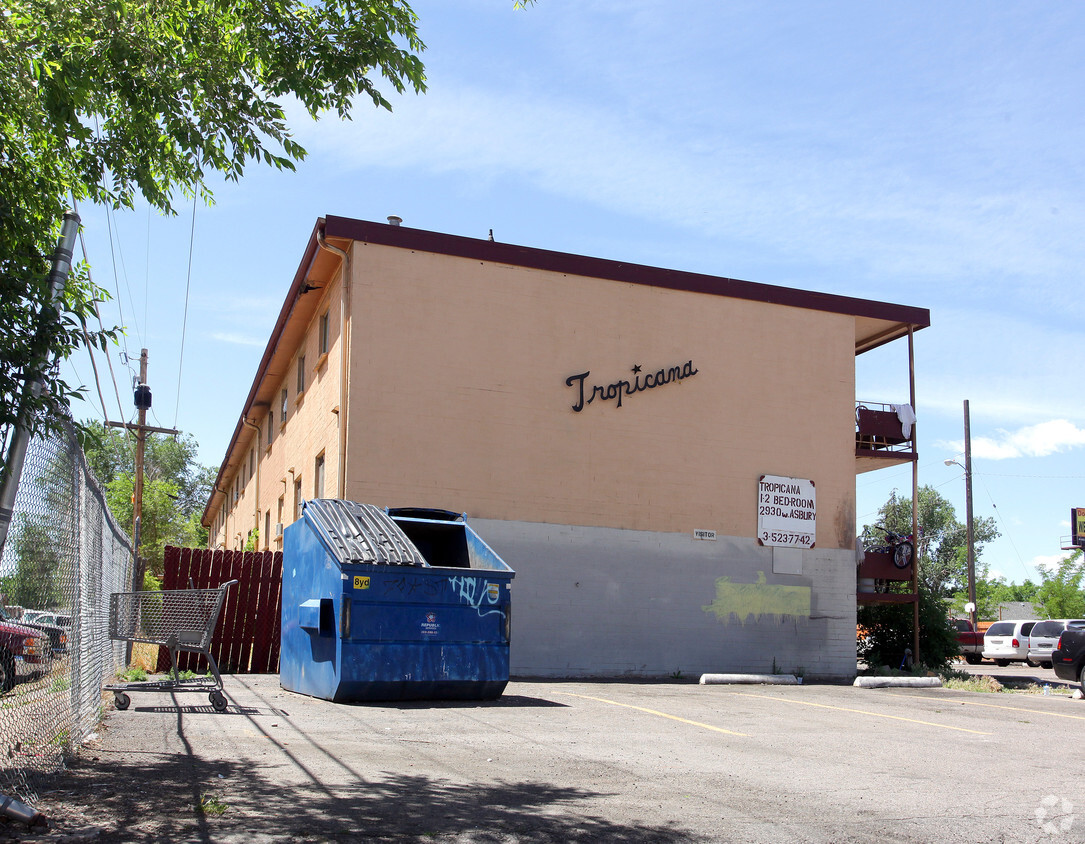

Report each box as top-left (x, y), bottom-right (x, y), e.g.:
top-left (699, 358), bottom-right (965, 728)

top-left (382, 575), bottom-right (442, 598)
top-left (449, 575), bottom-right (506, 619)
top-left (702, 571), bottom-right (811, 625)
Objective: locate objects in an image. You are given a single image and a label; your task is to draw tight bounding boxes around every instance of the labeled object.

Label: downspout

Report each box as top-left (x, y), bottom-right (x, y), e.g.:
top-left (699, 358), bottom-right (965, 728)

top-left (212, 483), bottom-right (228, 550)
top-left (242, 417), bottom-right (261, 545)
top-left (316, 228), bottom-right (351, 499)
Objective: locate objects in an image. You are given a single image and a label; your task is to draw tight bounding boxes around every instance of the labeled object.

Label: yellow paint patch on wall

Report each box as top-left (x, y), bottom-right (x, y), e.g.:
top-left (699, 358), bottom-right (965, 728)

top-left (702, 571), bottom-right (811, 624)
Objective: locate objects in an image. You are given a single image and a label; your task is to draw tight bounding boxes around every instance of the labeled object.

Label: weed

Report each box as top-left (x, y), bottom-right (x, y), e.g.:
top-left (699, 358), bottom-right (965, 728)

top-left (199, 793), bottom-right (228, 816)
top-left (670, 668), bottom-right (683, 680)
top-left (942, 674), bottom-right (1003, 693)
top-left (117, 667), bottom-right (147, 683)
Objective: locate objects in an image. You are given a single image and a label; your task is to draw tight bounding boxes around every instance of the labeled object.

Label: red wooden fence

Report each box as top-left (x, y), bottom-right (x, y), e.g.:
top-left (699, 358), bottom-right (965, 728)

top-left (157, 546), bottom-right (283, 675)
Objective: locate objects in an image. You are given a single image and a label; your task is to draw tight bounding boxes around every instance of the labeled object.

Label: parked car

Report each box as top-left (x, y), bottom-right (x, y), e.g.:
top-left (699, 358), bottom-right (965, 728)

top-left (0, 607), bottom-right (66, 659)
top-left (1027, 619), bottom-right (1085, 669)
top-left (953, 618), bottom-right (985, 664)
top-left (23, 610), bottom-right (58, 627)
top-left (0, 617), bottom-right (49, 692)
top-left (1052, 626), bottom-right (1085, 690)
top-left (982, 619), bottom-right (1037, 666)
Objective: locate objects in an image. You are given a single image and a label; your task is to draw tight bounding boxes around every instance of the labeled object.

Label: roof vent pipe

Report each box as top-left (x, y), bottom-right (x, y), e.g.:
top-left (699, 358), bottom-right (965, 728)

top-left (387, 215), bottom-right (402, 226)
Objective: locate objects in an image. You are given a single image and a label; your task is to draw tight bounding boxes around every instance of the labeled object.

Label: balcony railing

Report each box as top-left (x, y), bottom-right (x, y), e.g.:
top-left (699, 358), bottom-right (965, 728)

top-left (855, 401), bottom-right (914, 456)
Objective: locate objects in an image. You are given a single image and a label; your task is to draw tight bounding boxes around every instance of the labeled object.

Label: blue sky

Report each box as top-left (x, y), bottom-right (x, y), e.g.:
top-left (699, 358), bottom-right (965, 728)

top-left (65, 1), bottom-right (1085, 586)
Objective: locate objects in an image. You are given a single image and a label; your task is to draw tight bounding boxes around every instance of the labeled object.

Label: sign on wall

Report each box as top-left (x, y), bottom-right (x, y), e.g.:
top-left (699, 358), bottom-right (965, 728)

top-left (757, 475), bottom-right (816, 549)
top-left (565, 360), bottom-right (698, 412)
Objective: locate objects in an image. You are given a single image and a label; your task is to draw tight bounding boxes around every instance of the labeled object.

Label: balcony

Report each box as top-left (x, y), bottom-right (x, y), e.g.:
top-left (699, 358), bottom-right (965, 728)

top-left (856, 548), bottom-right (915, 604)
top-left (855, 401), bottom-right (916, 474)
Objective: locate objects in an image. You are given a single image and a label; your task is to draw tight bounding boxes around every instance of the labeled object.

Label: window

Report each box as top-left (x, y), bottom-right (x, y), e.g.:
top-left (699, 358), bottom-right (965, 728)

top-left (319, 311), bottom-right (330, 356)
top-left (314, 453), bottom-right (325, 499)
top-left (249, 448), bottom-right (255, 480)
top-left (264, 511), bottom-right (270, 550)
top-left (267, 410), bottom-right (274, 445)
top-left (297, 356), bottom-right (306, 394)
top-left (293, 478), bottom-right (302, 522)
top-left (281, 388), bottom-right (288, 422)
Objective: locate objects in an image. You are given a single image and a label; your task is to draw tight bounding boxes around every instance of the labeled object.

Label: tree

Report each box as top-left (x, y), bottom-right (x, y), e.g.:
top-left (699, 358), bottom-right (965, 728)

top-left (1033, 551), bottom-right (1085, 619)
top-left (857, 583), bottom-right (959, 671)
top-left (0, 0), bottom-right (427, 465)
top-left (951, 564), bottom-right (1038, 620)
top-left (859, 485), bottom-right (1000, 669)
top-left (861, 486), bottom-right (999, 596)
top-left (82, 422), bottom-right (213, 581)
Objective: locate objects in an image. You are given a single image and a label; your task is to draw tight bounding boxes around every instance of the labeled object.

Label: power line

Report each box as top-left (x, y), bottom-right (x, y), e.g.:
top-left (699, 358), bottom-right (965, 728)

top-left (72, 195), bottom-right (128, 426)
top-left (975, 471), bottom-right (1085, 480)
top-left (173, 192), bottom-right (197, 430)
top-left (974, 473), bottom-right (1034, 583)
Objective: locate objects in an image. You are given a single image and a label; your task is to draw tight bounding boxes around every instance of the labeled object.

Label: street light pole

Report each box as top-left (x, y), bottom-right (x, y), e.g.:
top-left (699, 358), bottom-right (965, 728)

top-left (946, 400), bottom-right (977, 632)
top-left (964, 400), bottom-right (976, 632)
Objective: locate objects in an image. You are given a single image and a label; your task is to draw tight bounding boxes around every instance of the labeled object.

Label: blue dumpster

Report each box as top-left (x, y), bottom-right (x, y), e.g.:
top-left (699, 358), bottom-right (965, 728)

top-left (280, 499), bottom-right (515, 701)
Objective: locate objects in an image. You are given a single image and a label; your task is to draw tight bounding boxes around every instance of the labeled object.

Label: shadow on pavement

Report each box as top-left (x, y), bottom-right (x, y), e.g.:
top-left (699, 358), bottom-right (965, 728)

top-left (33, 753), bottom-right (708, 843)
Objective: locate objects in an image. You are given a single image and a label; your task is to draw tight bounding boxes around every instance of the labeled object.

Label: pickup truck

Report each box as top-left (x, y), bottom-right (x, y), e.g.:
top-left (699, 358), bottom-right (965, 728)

top-left (953, 618), bottom-right (984, 664)
top-left (0, 617), bottom-right (49, 692)
top-left (1, 607), bottom-right (66, 659)
top-left (1052, 626), bottom-right (1085, 691)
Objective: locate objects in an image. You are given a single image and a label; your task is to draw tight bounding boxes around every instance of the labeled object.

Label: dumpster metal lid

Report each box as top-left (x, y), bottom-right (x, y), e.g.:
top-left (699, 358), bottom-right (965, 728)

top-left (301, 499), bottom-right (428, 566)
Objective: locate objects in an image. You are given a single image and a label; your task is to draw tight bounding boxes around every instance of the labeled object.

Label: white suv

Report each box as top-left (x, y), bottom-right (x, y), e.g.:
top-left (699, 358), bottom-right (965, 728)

top-left (1027, 619), bottom-right (1085, 669)
top-left (983, 619), bottom-right (1038, 666)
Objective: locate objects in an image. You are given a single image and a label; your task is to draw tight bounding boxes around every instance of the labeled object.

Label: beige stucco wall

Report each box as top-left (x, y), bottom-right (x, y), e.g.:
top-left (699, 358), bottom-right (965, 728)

top-left (343, 242), bottom-right (857, 549)
top-left (210, 276), bottom-right (345, 550)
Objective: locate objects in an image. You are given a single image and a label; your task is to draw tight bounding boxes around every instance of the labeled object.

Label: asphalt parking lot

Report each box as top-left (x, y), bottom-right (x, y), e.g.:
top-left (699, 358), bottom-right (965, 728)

top-left (33, 673), bottom-right (1085, 843)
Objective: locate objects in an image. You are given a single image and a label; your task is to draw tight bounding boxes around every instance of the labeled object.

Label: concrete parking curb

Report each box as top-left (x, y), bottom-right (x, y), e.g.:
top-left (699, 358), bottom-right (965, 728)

top-left (853, 676), bottom-right (942, 689)
top-left (699, 674), bottom-right (801, 685)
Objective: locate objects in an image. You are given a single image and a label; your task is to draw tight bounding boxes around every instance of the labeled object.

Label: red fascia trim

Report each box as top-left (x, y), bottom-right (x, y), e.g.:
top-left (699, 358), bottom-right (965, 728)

top-left (324, 215), bottom-right (931, 328)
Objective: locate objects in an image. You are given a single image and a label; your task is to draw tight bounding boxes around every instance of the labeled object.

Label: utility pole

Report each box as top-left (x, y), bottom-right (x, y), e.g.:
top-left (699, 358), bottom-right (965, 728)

top-left (134, 349), bottom-right (148, 577)
top-left (964, 400), bottom-right (976, 633)
top-left (107, 348), bottom-right (178, 590)
top-left (945, 400), bottom-right (977, 632)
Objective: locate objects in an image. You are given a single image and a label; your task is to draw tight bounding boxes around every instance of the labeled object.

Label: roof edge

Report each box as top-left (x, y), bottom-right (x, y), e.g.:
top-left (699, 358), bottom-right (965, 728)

top-left (325, 215), bottom-right (931, 328)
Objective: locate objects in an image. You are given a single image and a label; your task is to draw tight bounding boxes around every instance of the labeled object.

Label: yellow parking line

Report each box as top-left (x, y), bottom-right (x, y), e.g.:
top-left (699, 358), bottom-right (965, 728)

top-left (725, 691), bottom-right (991, 735)
top-left (899, 693), bottom-right (1085, 722)
top-left (556, 692), bottom-right (749, 737)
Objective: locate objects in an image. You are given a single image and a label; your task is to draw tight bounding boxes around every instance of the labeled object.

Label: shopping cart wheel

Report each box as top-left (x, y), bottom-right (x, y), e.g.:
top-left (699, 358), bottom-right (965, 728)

top-left (114, 692), bottom-right (130, 711)
top-left (209, 691), bottom-right (229, 712)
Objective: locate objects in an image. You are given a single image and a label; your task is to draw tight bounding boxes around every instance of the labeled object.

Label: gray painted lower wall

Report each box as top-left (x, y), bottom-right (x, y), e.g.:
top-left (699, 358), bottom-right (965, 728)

top-left (472, 519), bottom-right (857, 681)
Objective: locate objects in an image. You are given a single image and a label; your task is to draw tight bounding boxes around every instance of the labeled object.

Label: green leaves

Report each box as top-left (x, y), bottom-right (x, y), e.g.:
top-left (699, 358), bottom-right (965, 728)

top-left (1, 0), bottom-right (428, 454)
top-left (84, 422), bottom-right (213, 575)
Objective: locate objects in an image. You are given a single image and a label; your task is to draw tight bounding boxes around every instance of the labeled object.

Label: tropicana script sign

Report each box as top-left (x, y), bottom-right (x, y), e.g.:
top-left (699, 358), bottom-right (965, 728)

top-left (565, 360), bottom-right (698, 412)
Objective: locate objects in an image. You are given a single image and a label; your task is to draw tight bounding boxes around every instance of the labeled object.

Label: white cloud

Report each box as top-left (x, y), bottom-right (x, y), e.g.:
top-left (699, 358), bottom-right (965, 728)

top-left (285, 61), bottom-right (1085, 307)
top-left (1029, 553), bottom-right (1074, 577)
top-left (939, 420), bottom-right (1085, 460)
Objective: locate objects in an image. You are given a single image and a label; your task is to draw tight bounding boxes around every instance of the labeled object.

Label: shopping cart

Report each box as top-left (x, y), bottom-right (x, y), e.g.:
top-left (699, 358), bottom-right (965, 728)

top-left (104, 579), bottom-right (238, 712)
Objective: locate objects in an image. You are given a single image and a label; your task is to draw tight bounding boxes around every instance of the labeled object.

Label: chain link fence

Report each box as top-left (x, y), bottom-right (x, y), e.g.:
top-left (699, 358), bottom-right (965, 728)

top-left (0, 420), bottom-right (133, 805)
